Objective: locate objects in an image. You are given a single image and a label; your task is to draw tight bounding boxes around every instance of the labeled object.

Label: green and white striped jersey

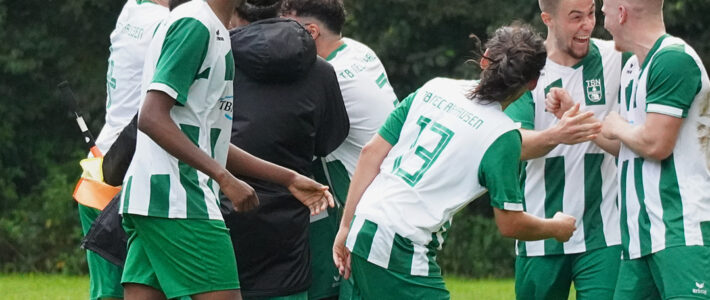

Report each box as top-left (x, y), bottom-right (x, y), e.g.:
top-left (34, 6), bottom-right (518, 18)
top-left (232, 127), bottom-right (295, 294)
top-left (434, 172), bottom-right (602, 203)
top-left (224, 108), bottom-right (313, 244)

top-left (316, 37), bottom-right (397, 206)
top-left (505, 39), bottom-right (623, 256)
top-left (120, 0), bottom-right (235, 220)
top-left (618, 34), bottom-right (710, 259)
top-left (346, 78), bottom-right (524, 276)
top-left (95, 0), bottom-right (168, 153)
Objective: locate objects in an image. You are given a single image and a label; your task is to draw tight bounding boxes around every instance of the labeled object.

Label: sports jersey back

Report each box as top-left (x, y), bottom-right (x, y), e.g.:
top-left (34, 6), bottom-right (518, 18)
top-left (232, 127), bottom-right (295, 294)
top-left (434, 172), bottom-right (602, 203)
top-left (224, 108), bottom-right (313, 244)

top-left (95, 0), bottom-right (168, 153)
top-left (120, 0), bottom-right (235, 220)
top-left (320, 37), bottom-right (397, 203)
top-left (618, 34), bottom-right (710, 259)
top-left (505, 39), bottom-right (622, 256)
top-left (347, 78), bottom-right (521, 276)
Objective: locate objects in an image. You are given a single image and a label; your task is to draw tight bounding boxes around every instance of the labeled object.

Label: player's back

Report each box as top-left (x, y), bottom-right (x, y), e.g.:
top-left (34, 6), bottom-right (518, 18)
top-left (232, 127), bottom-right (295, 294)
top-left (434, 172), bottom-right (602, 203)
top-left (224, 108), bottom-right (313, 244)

top-left (355, 77), bottom-right (519, 246)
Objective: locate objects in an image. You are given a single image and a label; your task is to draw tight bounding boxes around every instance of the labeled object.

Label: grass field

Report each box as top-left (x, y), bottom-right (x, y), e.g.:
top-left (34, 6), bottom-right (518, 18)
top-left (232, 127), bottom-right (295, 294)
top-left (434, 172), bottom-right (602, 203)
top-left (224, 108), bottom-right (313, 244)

top-left (0, 274), bottom-right (576, 299)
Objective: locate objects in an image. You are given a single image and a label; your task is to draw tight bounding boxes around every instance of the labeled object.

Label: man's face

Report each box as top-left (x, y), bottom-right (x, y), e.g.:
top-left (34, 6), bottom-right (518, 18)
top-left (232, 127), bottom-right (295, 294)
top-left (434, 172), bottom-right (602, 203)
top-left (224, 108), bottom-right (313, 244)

top-left (548, 0), bottom-right (596, 59)
top-left (601, 0), bottom-right (624, 51)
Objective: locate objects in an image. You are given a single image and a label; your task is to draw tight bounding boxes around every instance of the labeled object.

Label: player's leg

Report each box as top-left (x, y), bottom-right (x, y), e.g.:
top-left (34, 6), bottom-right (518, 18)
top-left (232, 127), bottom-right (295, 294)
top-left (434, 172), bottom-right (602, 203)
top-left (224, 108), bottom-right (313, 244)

top-left (612, 256), bottom-right (661, 300)
top-left (122, 214), bottom-right (241, 299)
top-left (308, 209), bottom-right (341, 300)
top-left (571, 245), bottom-right (621, 300)
top-left (78, 204), bottom-right (124, 300)
top-left (349, 254), bottom-right (449, 300)
top-left (647, 246), bottom-right (710, 299)
top-left (515, 254), bottom-right (573, 300)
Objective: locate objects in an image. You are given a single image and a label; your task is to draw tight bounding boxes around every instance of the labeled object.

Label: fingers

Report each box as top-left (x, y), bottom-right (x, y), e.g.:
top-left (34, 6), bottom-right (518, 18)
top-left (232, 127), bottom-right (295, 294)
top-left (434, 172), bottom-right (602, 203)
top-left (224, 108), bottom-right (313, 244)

top-left (344, 252), bottom-right (352, 280)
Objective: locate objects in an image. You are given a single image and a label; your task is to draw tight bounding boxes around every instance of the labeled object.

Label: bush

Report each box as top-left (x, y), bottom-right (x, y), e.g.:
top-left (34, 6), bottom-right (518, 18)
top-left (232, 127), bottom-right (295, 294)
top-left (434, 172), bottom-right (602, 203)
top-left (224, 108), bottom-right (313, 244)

top-left (439, 195), bottom-right (516, 278)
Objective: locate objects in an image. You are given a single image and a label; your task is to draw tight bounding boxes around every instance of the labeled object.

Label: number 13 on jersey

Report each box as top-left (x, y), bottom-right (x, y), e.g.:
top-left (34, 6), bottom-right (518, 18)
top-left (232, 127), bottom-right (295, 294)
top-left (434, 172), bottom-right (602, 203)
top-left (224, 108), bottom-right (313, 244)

top-left (393, 116), bottom-right (455, 187)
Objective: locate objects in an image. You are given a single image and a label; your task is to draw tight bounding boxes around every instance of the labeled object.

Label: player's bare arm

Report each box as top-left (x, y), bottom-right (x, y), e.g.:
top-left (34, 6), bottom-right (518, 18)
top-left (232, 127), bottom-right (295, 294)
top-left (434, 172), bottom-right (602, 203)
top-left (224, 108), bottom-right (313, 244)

top-left (601, 111), bottom-right (682, 160)
top-left (518, 102), bottom-right (600, 160)
top-left (546, 87), bottom-right (621, 155)
top-left (494, 209), bottom-right (576, 243)
top-left (225, 145), bottom-right (334, 215)
top-left (333, 134), bottom-right (393, 280)
top-left (139, 89), bottom-right (258, 213)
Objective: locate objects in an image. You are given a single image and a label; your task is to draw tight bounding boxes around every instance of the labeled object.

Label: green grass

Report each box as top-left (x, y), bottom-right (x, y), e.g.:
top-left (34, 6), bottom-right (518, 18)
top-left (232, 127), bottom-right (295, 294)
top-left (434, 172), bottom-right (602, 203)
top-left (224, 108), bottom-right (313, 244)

top-left (0, 274), bottom-right (89, 300)
top-left (0, 274), bottom-right (575, 299)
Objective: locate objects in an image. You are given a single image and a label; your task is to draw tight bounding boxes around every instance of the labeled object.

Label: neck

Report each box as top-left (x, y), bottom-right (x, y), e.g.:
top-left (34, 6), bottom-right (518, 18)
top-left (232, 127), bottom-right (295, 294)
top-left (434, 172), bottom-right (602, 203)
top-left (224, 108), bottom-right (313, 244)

top-left (207, 0), bottom-right (237, 27)
top-left (317, 36), bottom-right (344, 59)
top-left (627, 23), bottom-right (666, 65)
top-left (545, 37), bottom-right (582, 67)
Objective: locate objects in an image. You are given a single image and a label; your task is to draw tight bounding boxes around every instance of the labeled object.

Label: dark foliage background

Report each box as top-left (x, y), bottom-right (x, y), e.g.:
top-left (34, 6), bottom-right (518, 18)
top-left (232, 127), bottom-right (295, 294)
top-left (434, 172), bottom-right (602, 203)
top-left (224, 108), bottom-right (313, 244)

top-left (0, 0), bottom-right (707, 276)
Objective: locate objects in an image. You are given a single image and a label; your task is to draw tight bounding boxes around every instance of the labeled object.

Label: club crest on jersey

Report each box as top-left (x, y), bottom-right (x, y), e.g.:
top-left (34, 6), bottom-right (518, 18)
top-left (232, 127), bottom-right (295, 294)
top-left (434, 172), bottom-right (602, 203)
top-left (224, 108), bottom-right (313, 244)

top-left (586, 79), bottom-right (603, 103)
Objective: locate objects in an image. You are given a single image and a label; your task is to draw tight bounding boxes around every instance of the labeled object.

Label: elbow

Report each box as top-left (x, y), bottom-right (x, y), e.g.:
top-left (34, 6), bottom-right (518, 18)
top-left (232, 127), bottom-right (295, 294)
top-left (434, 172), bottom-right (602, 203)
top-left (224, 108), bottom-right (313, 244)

top-left (137, 109), bottom-right (157, 137)
top-left (645, 144), bottom-right (674, 161)
top-left (498, 224), bottom-right (518, 239)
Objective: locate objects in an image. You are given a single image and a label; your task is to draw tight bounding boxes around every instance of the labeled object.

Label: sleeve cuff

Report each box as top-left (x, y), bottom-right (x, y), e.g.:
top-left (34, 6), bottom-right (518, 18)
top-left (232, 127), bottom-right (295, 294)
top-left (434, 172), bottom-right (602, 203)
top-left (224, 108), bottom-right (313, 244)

top-left (646, 103), bottom-right (684, 118)
top-left (148, 82), bottom-right (181, 104)
top-left (503, 202), bottom-right (524, 211)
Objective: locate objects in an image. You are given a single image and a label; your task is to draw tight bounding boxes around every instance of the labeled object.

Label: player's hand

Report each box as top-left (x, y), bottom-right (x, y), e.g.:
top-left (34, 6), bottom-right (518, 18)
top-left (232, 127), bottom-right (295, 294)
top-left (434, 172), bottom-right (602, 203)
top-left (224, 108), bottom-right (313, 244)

top-left (552, 212), bottom-right (576, 242)
top-left (551, 103), bottom-right (602, 145)
top-left (601, 111), bottom-right (625, 140)
top-left (545, 88), bottom-right (576, 119)
top-left (333, 226), bottom-right (352, 280)
top-left (287, 174), bottom-right (334, 216)
top-left (218, 172), bottom-right (259, 212)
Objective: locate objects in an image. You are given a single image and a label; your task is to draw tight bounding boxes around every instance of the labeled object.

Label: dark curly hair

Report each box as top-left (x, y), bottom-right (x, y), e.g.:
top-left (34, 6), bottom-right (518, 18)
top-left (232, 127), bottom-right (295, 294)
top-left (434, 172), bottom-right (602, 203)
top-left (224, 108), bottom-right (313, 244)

top-left (280, 0), bottom-right (345, 34)
top-left (469, 23), bottom-right (547, 104)
top-left (236, 0), bottom-right (283, 22)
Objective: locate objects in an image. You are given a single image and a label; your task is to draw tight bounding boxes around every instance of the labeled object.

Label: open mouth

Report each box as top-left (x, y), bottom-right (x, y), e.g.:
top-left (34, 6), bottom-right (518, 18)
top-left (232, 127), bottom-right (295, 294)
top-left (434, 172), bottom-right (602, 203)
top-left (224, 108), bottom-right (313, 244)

top-left (573, 36), bottom-right (590, 43)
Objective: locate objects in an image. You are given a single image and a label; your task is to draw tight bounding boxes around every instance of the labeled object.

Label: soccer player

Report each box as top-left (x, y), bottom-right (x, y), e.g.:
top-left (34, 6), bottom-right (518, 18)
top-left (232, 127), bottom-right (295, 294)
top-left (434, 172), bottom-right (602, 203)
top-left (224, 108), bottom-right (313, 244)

top-left (80, 1), bottom-right (168, 299)
top-left (597, 0), bottom-right (710, 298)
top-left (119, 0), bottom-right (332, 299)
top-left (222, 0), bottom-right (349, 299)
top-left (332, 24), bottom-right (577, 300)
top-left (281, 1), bottom-right (398, 299)
top-left (503, 0), bottom-right (625, 298)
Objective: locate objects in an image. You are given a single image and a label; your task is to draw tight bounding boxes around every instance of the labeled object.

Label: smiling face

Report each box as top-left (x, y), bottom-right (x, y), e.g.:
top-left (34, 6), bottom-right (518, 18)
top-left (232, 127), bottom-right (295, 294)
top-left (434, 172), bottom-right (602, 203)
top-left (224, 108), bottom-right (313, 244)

top-left (545, 0), bottom-right (596, 60)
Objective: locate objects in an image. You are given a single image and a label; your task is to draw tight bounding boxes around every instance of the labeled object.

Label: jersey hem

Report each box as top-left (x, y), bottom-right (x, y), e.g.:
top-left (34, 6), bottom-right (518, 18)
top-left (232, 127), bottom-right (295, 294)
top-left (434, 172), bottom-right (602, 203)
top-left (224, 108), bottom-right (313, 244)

top-left (623, 243), bottom-right (710, 260)
top-left (120, 210), bottom-right (224, 221)
top-left (517, 242), bottom-right (622, 257)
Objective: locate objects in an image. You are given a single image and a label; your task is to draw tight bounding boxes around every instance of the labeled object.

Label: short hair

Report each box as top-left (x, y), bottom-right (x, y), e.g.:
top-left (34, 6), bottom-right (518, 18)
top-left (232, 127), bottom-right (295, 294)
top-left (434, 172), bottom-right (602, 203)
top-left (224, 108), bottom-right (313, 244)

top-left (169, 0), bottom-right (190, 11)
top-left (236, 0), bottom-right (283, 23)
top-left (538, 0), bottom-right (560, 14)
top-left (281, 0), bottom-right (345, 34)
top-left (470, 23), bottom-right (547, 104)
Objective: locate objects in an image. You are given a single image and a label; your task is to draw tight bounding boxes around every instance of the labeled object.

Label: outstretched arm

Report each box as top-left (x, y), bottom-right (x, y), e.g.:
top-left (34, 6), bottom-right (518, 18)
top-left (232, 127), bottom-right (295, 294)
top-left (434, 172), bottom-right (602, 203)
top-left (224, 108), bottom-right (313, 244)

top-left (546, 87), bottom-right (620, 156)
top-left (333, 134), bottom-right (392, 280)
top-left (602, 112), bottom-right (682, 160)
top-left (494, 209), bottom-right (576, 242)
top-left (139, 90), bottom-right (259, 212)
top-left (225, 145), bottom-right (334, 215)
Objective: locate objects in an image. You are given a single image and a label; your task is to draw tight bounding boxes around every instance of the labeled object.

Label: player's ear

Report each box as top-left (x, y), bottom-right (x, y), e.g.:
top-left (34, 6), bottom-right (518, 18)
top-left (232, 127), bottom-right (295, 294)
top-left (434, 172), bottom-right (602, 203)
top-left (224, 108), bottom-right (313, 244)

top-left (618, 5), bottom-right (628, 25)
top-left (480, 49), bottom-right (491, 70)
top-left (541, 12), bottom-right (552, 26)
top-left (305, 23), bottom-right (319, 40)
top-left (527, 77), bottom-right (539, 90)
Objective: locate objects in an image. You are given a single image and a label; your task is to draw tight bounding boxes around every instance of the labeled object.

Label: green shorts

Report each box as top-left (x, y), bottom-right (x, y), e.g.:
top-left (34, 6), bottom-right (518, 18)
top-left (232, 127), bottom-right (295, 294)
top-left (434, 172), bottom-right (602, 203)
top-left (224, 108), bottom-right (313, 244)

top-left (515, 245), bottom-right (621, 300)
top-left (308, 208), bottom-right (342, 300)
top-left (245, 291), bottom-right (308, 300)
top-left (338, 277), bottom-right (360, 300)
top-left (613, 246), bottom-right (710, 300)
top-left (78, 204), bottom-right (124, 300)
top-left (121, 214), bottom-right (240, 299)
top-left (350, 253), bottom-right (449, 300)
